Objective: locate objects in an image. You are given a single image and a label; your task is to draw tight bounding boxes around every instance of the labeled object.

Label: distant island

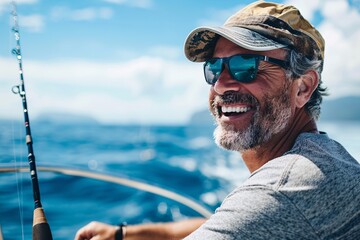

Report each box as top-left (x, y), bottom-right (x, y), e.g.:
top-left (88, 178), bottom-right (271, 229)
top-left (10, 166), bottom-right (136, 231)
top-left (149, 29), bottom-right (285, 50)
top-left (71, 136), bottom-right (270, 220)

top-left (320, 96), bottom-right (360, 122)
top-left (189, 96), bottom-right (360, 125)
top-left (4, 96), bottom-right (359, 126)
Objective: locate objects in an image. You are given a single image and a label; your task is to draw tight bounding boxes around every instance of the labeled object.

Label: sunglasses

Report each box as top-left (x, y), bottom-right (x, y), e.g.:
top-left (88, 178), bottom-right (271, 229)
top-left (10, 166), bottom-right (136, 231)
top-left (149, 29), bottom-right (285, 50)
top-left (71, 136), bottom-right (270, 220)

top-left (204, 54), bottom-right (289, 85)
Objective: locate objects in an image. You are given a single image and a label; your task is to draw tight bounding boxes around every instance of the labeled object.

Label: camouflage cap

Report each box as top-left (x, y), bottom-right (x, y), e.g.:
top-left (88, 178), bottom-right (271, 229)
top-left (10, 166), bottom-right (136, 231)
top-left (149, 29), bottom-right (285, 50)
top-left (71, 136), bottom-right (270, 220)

top-left (184, 1), bottom-right (325, 62)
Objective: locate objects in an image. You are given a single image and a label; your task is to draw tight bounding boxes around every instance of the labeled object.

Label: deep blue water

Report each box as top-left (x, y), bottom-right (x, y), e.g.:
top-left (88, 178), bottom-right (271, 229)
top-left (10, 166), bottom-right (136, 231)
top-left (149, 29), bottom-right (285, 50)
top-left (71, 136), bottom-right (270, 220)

top-left (0, 119), bottom-right (359, 240)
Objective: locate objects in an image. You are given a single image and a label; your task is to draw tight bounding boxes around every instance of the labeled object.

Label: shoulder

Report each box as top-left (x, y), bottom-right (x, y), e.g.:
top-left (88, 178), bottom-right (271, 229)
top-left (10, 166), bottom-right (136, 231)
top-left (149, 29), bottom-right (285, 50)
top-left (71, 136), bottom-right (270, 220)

top-left (243, 132), bottom-right (360, 201)
top-left (247, 132), bottom-right (360, 189)
top-left (288, 132), bottom-right (359, 166)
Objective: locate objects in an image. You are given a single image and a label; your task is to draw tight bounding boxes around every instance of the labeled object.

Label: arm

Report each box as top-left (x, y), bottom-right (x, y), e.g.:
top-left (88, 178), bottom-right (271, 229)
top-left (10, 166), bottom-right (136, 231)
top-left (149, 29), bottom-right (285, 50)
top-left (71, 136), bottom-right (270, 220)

top-left (126, 218), bottom-right (206, 240)
top-left (74, 218), bottom-right (206, 240)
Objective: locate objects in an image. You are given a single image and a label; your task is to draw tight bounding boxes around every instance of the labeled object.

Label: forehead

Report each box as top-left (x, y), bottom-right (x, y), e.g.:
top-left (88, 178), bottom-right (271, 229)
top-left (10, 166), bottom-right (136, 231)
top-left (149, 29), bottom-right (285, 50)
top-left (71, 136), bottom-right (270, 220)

top-left (213, 37), bottom-right (288, 60)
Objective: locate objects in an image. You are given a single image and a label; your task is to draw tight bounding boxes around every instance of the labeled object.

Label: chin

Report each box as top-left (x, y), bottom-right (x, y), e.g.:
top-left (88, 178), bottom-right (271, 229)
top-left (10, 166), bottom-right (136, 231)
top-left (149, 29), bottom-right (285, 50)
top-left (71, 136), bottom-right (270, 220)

top-left (213, 124), bottom-right (258, 152)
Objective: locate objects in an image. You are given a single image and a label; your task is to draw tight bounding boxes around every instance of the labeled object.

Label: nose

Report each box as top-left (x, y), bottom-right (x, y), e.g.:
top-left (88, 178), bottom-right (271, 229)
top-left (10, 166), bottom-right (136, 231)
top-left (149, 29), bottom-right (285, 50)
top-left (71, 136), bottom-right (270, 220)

top-left (213, 65), bottom-right (242, 95)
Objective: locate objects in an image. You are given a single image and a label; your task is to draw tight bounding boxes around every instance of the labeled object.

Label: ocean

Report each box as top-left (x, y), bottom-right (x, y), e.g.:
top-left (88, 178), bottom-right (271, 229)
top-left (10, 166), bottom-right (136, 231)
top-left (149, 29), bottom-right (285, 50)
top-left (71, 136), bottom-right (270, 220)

top-left (0, 119), bottom-right (359, 240)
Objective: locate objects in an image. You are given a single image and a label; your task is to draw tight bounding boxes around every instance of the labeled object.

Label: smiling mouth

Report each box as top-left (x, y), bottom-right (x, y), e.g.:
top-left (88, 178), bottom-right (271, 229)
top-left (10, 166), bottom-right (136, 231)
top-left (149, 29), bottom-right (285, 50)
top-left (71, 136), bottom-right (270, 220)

top-left (213, 91), bottom-right (257, 118)
top-left (218, 105), bottom-right (253, 117)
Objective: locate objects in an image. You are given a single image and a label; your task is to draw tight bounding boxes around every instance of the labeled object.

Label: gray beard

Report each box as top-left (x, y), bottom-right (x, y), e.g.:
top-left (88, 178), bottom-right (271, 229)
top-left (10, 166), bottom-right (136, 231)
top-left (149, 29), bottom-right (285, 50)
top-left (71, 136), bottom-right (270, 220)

top-left (213, 86), bottom-right (292, 152)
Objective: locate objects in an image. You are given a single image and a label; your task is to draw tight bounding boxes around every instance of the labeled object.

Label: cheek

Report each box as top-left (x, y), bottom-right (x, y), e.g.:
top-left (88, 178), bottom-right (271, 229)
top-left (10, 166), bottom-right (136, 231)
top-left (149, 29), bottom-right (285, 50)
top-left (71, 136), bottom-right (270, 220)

top-left (256, 65), bottom-right (288, 90)
top-left (208, 87), bottom-right (217, 115)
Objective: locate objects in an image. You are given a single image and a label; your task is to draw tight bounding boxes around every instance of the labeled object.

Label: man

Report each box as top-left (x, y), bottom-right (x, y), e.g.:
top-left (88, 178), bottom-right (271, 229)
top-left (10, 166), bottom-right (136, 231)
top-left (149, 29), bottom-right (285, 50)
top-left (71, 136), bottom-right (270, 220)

top-left (75, 1), bottom-right (360, 239)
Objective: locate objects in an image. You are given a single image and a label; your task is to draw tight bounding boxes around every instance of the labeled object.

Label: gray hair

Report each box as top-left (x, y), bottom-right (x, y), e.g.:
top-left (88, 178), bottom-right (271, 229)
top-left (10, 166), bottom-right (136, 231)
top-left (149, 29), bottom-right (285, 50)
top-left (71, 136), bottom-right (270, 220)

top-left (285, 50), bottom-right (328, 120)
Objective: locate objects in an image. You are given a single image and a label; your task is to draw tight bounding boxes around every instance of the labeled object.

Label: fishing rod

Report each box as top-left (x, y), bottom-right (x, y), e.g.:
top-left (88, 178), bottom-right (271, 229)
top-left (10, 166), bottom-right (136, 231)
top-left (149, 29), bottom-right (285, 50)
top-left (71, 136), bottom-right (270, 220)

top-left (10, 2), bottom-right (53, 240)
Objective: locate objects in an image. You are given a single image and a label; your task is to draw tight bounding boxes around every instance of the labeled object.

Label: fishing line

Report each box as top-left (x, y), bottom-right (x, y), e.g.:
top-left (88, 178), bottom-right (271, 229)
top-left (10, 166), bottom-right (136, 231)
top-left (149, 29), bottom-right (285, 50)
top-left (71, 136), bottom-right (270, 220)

top-left (10, 7), bottom-right (26, 240)
top-left (7, 4), bottom-right (26, 237)
top-left (11, 120), bottom-right (25, 240)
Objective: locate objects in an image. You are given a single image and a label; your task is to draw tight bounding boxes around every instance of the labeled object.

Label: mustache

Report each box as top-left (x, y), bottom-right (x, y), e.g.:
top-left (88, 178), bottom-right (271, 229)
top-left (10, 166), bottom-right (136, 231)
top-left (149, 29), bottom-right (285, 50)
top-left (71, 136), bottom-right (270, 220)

top-left (210, 91), bottom-right (259, 118)
top-left (214, 91), bottom-right (258, 106)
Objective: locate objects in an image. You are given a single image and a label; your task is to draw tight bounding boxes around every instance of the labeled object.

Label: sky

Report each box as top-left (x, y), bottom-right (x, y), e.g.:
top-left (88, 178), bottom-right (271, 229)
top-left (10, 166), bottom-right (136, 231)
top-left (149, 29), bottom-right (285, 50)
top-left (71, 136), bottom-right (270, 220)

top-left (0, 0), bottom-right (359, 125)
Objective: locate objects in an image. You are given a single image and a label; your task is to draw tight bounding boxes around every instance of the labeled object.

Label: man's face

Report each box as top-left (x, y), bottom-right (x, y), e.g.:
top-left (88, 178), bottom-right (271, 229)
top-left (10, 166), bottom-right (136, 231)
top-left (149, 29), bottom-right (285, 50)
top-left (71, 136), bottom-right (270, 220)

top-left (209, 37), bottom-right (294, 152)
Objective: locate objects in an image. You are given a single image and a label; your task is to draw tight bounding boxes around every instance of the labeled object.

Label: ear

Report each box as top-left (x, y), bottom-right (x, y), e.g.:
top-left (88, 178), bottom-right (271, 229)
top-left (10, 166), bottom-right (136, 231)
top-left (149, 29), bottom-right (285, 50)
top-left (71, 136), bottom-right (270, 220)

top-left (294, 70), bottom-right (319, 108)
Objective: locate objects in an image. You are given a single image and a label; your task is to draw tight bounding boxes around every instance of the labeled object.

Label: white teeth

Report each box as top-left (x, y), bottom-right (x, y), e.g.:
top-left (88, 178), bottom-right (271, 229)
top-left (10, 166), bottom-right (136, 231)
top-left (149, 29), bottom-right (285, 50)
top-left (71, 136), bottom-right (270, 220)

top-left (221, 106), bottom-right (250, 113)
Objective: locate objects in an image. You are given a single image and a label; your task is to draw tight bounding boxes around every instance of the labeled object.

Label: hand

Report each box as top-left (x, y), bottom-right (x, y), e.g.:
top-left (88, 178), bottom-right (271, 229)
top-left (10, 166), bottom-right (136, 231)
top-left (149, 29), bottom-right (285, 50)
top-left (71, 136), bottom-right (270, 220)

top-left (74, 221), bottom-right (118, 240)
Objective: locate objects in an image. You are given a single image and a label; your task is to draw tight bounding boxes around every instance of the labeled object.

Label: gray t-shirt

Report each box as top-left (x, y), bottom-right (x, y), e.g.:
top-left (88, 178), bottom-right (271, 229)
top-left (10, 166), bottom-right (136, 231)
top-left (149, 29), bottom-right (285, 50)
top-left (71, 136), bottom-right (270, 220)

top-left (185, 132), bottom-right (360, 239)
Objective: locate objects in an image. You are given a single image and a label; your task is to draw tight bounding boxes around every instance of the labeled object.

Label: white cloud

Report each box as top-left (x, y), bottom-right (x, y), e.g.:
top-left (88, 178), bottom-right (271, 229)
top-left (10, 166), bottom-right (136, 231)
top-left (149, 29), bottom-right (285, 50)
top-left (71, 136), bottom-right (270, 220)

top-left (0, 0), bottom-right (43, 31)
top-left (286, 0), bottom-right (360, 98)
top-left (50, 6), bottom-right (113, 22)
top-left (72, 7), bottom-right (113, 21)
top-left (103, 0), bottom-right (153, 9)
top-left (147, 45), bottom-right (182, 59)
top-left (198, 5), bottom-right (245, 26)
top-left (0, 56), bottom-right (207, 124)
top-left (0, 0), bottom-right (45, 33)
top-left (0, 1), bottom-right (9, 14)
top-left (12, 0), bottom-right (38, 2)
top-left (285, 0), bottom-right (321, 20)
top-left (71, 8), bottom-right (97, 21)
top-left (0, 0), bottom-right (38, 15)
top-left (317, 0), bottom-right (360, 98)
top-left (17, 14), bottom-right (44, 32)
top-left (98, 7), bottom-right (113, 20)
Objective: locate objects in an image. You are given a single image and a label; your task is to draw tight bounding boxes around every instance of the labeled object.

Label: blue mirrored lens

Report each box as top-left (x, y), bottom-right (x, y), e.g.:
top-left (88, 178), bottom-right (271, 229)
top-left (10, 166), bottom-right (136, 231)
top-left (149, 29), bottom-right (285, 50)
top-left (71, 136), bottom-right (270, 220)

top-left (204, 58), bottom-right (223, 84)
top-left (204, 55), bottom-right (258, 85)
top-left (229, 55), bottom-right (257, 83)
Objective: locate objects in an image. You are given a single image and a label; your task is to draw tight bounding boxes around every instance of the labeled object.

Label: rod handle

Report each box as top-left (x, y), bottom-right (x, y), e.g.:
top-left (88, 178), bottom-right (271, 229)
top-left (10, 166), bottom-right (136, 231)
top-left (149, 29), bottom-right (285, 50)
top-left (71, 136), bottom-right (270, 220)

top-left (33, 208), bottom-right (53, 240)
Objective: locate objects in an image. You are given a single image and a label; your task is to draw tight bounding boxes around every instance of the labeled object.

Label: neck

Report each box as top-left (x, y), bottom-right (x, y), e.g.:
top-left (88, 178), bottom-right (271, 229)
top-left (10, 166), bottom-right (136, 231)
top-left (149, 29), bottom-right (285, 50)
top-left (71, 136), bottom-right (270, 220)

top-left (241, 109), bottom-right (318, 173)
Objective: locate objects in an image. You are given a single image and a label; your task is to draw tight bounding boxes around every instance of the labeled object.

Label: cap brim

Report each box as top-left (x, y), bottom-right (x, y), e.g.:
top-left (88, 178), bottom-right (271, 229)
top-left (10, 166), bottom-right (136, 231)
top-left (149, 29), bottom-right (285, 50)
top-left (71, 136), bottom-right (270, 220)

top-left (184, 26), bottom-right (287, 62)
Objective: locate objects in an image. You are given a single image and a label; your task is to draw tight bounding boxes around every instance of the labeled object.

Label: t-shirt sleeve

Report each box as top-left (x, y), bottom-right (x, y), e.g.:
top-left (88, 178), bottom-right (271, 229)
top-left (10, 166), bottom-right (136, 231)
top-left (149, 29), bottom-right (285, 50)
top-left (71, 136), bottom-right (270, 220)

top-left (184, 186), bottom-right (319, 240)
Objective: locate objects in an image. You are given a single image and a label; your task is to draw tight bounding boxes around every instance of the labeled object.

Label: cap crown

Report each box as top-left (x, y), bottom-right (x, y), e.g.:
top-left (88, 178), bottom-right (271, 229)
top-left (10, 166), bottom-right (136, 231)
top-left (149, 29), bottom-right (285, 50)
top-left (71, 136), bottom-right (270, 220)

top-left (225, 1), bottom-right (325, 60)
